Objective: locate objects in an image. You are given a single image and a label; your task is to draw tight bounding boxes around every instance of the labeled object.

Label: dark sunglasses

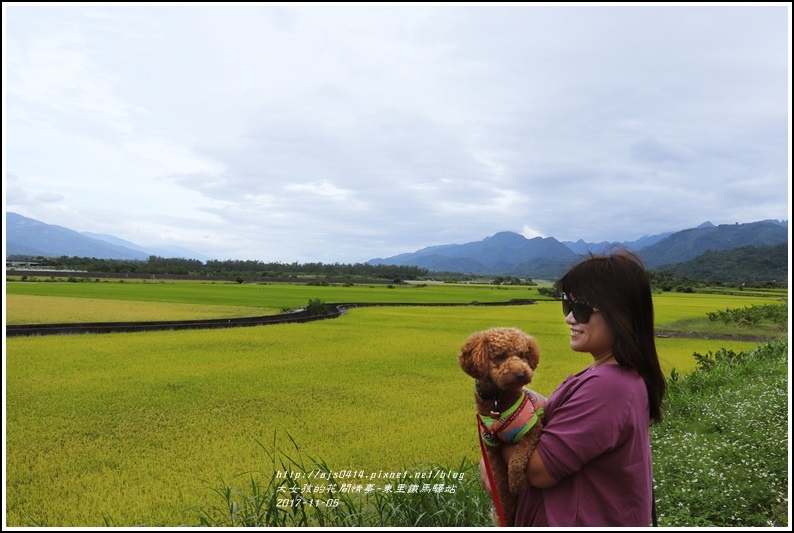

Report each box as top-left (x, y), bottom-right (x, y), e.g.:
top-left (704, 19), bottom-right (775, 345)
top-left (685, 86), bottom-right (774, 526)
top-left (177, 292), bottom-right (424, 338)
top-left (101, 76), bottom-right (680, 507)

top-left (562, 295), bottom-right (600, 323)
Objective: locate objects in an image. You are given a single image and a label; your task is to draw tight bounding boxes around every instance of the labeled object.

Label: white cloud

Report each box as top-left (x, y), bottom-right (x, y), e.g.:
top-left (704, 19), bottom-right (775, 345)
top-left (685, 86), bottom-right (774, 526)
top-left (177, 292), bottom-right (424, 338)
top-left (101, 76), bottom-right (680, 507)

top-left (4, 3), bottom-right (790, 263)
top-left (124, 141), bottom-right (225, 176)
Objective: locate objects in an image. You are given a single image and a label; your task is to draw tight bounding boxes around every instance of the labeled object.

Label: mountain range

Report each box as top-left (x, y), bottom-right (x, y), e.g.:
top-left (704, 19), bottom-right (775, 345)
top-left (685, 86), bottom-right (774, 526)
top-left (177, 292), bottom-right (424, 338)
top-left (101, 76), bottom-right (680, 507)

top-left (5, 212), bottom-right (209, 262)
top-left (368, 220), bottom-right (788, 278)
top-left (5, 212), bottom-right (789, 279)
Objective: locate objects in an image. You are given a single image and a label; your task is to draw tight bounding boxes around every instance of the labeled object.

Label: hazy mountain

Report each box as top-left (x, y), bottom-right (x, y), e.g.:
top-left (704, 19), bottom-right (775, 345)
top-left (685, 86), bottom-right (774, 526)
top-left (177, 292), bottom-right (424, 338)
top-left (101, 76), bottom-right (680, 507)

top-left (369, 220), bottom-right (788, 278)
top-left (82, 232), bottom-right (210, 261)
top-left (562, 221), bottom-right (715, 255)
top-left (6, 211), bottom-right (788, 279)
top-left (369, 231), bottom-right (581, 278)
top-left (5, 213), bottom-right (205, 261)
top-left (6, 213), bottom-right (150, 260)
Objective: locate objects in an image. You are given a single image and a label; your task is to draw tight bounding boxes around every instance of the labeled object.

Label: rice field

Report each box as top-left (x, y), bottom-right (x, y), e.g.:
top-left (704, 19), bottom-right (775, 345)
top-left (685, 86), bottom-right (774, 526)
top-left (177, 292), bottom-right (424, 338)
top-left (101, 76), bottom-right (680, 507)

top-left (5, 294), bottom-right (279, 324)
top-left (3, 280), bottom-right (784, 526)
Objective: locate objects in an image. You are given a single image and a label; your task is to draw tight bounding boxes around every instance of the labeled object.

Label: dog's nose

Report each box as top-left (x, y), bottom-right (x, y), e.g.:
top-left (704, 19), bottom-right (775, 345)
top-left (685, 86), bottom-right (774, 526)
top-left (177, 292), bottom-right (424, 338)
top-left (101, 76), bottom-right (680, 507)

top-left (514, 372), bottom-right (527, 381)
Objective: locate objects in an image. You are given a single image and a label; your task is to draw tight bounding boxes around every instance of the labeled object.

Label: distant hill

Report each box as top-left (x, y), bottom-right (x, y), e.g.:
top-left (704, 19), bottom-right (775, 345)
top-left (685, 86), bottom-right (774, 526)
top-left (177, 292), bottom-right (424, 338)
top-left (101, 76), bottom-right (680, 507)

top-left (5, 213), bottom-right (150, 260)
top-left (81, 232), bottom-right (210, 261)
top-left (369, 231), bottom-right (581, 279)
top-left (660, 243), bottom-right (788, 284)
top-left (5, 213), bottom-right (206, 261)
top-left (369, 221), bottom-right (788, 279)
top-left (6, 211), bottom-right (788, 281)
top-left (637, 221), bottom-right (789, 268)
top-left (562, 221), bottom-right (715, 255)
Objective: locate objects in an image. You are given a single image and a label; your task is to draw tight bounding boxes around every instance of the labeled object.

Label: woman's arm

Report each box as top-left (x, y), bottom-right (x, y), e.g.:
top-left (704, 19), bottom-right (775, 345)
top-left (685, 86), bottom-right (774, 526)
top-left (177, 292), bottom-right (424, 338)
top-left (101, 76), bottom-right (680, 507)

top-left (527, 448), bottom-right (557, 488)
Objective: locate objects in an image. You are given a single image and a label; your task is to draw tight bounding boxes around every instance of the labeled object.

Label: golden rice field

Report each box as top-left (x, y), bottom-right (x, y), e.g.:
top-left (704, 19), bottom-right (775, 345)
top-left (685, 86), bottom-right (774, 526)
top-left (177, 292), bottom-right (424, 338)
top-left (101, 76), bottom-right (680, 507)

top-left (6, 294), bottom-right (280, 324)
top-left (4, 281), bottom-right (785, 526)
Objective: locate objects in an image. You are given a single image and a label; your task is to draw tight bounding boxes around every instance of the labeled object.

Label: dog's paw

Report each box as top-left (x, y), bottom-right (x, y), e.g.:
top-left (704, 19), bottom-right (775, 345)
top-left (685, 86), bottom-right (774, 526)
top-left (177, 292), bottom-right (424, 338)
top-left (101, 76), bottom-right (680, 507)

top-left (507, 435), bottom-right (541, 495)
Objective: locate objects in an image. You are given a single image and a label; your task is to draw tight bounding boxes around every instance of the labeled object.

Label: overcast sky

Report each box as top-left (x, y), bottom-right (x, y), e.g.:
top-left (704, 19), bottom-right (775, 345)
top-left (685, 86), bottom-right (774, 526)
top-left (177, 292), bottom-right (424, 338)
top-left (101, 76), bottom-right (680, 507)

top-left (3, 3), bottom-right (791, 263)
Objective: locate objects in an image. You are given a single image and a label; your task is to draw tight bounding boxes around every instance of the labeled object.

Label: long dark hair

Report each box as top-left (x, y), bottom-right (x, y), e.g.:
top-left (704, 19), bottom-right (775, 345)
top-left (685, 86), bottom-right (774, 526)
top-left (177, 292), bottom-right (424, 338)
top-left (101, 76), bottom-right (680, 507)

top-left (560, 248), bottom-right (666, 423)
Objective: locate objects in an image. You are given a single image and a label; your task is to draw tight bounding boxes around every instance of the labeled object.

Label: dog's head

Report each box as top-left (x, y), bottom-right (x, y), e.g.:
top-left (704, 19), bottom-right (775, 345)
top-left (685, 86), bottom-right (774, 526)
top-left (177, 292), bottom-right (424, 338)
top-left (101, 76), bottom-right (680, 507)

top-left (457, 327), bottom-right (540, 391)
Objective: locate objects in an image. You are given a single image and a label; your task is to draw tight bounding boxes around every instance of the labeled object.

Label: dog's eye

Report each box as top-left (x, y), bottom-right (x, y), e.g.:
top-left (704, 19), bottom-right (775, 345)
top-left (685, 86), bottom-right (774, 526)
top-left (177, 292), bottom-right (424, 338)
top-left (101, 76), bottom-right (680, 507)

top-left (494, 353), bottom-right (508, 361)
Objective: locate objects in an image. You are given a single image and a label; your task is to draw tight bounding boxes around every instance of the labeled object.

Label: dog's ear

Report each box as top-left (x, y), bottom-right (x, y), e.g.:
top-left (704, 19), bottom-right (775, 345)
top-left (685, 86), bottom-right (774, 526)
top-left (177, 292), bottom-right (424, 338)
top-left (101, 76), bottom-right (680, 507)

top-left (525, 335), bottom-right (541, 369)
top-left (457, 331), bottom-right (488, 378)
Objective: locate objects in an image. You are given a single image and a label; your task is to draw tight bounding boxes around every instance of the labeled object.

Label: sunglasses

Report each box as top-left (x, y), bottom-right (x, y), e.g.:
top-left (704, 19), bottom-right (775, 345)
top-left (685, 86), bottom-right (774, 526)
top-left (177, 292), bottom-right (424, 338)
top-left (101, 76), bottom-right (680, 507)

top-left (562, 295), bottom-right (600, 323)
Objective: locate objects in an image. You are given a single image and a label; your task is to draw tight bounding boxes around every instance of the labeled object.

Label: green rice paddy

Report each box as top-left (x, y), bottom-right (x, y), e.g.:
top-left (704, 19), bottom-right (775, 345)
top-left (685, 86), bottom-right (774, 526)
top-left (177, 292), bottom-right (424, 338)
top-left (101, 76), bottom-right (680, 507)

top-left (4, 280), bottom-right (786, 526)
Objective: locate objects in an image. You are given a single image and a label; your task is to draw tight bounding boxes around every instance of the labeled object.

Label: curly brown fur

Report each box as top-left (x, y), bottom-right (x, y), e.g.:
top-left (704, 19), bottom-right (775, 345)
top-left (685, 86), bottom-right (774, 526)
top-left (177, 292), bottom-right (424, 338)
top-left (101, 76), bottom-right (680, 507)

top-left (458, 327), bottom-right (544, 527)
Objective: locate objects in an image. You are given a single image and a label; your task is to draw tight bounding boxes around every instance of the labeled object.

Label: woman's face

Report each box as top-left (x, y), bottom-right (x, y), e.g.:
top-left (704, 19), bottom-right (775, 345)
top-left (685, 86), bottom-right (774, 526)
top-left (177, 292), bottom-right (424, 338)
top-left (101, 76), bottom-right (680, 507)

top-left (565, 296), bottom-right (615, 360)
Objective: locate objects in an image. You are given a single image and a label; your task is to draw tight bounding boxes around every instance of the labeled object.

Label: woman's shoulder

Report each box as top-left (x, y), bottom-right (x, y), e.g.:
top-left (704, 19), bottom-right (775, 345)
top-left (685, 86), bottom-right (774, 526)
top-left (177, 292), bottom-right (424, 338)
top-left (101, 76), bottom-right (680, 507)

top-left (556, 364), bottom-right (644, 400)
top-left (589, 364), bottom-right (647, 403)
top-left (564, 363), bottom-right (640, 385)
top-left (546, 365), bottom-right (645, 425)
top-left (595, 362), bottom-right (642, 379)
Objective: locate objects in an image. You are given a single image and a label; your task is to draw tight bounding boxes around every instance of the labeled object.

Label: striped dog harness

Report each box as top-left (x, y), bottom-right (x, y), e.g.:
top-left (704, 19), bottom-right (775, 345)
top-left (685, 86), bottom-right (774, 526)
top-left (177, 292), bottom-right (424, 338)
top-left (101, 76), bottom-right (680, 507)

top-left (478, 389), bottom-right (545, 447)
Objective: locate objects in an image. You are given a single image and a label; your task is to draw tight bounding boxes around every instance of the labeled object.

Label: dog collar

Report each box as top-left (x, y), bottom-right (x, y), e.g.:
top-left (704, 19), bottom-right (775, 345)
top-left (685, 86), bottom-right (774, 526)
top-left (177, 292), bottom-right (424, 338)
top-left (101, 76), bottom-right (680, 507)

top-left (475, 380), bottom-right (503, 417)
top-left (475, 380), bottom-right (500, 401)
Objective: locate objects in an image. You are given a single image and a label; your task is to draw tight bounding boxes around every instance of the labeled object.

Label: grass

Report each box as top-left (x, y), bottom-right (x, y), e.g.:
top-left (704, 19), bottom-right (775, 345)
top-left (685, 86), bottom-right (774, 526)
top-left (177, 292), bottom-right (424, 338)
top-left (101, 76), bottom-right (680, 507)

top-left (192, 435), bottom-right (492, 527)
top-left (651, 340), bottom-right (789, 527)
top-left (658, 307), bottom-right (787, 339)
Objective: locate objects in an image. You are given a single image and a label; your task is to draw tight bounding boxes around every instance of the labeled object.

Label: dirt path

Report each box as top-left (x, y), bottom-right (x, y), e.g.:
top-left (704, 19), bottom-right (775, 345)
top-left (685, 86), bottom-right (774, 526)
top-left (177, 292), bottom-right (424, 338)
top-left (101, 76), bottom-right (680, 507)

top-left (655, 330), bottom-right (777, 343)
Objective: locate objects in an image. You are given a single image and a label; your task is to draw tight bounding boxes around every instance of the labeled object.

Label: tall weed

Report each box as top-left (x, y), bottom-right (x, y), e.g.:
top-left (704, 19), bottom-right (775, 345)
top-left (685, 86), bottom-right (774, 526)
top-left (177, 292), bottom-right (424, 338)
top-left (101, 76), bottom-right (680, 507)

top-left (652, 340), bottom-right (788, 527)
top-left (193, 433), bottom-right (492, 527)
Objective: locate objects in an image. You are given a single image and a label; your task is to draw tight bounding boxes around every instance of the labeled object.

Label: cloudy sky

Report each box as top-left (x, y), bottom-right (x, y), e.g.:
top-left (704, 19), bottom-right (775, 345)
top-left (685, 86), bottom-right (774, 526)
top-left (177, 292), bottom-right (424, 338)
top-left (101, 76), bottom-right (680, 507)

top-left (3, 3), bottom-right (791, 263)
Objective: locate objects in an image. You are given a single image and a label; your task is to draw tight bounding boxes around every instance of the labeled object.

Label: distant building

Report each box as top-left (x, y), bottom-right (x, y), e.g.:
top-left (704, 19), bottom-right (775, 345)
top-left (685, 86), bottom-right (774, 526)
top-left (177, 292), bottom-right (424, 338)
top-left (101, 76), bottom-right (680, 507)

top-left (6, 260), bottom-right (41, 268)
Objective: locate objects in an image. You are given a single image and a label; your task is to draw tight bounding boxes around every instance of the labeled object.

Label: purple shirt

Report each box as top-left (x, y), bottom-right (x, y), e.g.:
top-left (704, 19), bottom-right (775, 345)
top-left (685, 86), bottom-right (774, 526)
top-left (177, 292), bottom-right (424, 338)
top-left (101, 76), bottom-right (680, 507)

top-left (514, 363), bottom-right (653, 527)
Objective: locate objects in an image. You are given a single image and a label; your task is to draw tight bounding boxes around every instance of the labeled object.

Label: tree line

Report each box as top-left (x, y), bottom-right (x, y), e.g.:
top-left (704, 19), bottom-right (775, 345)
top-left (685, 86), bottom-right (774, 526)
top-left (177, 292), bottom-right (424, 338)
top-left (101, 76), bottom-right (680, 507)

top-left (659, 243), bottom-right (786, 286)
top-left (8, 242), bottom-right (786, 288)
top-left (7, 255), bottom-right (430, 281)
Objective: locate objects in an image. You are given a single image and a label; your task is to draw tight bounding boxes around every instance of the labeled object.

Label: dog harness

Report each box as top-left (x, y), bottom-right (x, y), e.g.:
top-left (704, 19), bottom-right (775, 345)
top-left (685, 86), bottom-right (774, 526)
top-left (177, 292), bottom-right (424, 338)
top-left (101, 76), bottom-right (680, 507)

top-left (478, 388), bottom-right (545, 447)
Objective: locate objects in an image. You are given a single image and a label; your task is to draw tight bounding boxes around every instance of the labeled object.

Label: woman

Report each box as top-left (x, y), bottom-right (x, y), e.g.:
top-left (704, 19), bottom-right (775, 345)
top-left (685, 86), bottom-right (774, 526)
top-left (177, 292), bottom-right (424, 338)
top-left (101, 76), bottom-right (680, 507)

top-left (481, 249), bottom-right (666, 526)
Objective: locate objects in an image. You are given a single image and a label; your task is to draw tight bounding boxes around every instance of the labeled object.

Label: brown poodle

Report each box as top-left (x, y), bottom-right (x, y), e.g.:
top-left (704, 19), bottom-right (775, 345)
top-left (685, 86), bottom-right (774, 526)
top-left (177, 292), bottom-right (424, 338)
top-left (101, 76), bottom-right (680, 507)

top-left (458, 327), bottom-right (545, 527)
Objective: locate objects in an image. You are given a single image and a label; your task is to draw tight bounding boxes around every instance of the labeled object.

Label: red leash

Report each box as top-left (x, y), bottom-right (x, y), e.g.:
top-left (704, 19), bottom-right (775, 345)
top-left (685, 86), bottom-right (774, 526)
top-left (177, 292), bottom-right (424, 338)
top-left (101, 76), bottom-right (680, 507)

top-left (478, 414), bottom-right (507, 527)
